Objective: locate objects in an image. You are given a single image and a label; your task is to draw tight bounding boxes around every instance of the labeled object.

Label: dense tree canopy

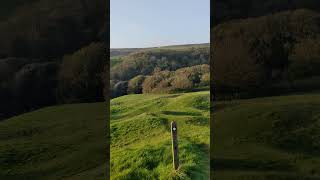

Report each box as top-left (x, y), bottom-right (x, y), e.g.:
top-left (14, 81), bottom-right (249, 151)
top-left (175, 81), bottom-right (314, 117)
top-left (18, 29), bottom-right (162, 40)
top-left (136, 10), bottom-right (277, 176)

top-left (0, 0), bottom-right (107, 120)
top-left (212, 9), bottom-right (320, 97)
top-left (111, 47), bottom-right (209, 81)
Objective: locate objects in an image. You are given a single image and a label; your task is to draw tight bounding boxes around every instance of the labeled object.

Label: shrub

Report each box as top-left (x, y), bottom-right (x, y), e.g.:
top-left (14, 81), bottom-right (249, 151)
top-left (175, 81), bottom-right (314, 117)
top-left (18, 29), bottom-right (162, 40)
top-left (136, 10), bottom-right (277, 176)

top-left (142, 70), bottom-right (173, 93)
top-left (142, 64), bottom-right (209, 93)
top-left (171, 65), bottom-right (209, 91)
top-left (57, 42), bottom-right (106, 103)
top-left (212, 37), bottom-right (266, 93)
top-left (127, 75), bottom-right (146, 94)
top-left (12, 62), bottom-right (59, 110)
top-left (200, 73), bottom-right (210, 86)
top-left (287, 37), bottom-right (320, 79)
top-left (113, 81), bottom-right (128, 97)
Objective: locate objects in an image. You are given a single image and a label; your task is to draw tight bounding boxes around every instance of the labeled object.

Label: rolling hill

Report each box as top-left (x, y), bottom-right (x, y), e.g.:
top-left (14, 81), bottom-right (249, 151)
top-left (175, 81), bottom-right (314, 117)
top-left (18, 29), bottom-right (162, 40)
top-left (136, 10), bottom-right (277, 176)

top-left (110, 43), bottom-right (209, 58)
top-left (212, 92), bottom-right (320, 179)
top-left (110, 91), bottom-right (210, 179)
top-left (0, 103), bottom-right (108, 180)
top-left (1, 90), bottom-right (320, 179)
top-left (0, 91), bottom-right (210, 179)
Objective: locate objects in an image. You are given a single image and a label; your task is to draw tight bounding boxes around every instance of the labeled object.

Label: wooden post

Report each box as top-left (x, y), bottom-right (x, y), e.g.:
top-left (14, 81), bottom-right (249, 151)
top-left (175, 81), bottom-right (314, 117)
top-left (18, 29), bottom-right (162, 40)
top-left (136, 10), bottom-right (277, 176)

top-left (171, 121), bottom-right (179, 170)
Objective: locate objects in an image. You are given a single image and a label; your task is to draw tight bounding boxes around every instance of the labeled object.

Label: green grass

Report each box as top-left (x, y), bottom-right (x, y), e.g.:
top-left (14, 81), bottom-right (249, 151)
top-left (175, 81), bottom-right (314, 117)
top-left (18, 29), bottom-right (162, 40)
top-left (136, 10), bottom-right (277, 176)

top-left (0, 91), bottom-right (210, 179)
top-left (110, 91), bottom-right (210, 180)
top-left (212, 92), bottom-right (320, 179)
top-left (2, 90), bottom-right (319, 179)
top-left (0, 103), bottom-right (108, 180)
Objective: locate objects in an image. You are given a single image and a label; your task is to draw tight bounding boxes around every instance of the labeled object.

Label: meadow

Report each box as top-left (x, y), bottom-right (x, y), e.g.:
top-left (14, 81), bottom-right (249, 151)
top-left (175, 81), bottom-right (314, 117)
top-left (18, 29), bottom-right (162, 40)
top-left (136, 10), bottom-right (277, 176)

top-left (0, 103), bottom-right (108, 180)
top-left (110, 91), bottom-right (210, 180)
top-left (1, 91), bottom-right (320, 179)
top-left (0, 91), bottom-right (210, 180)
top-left (212, 92), bottom-right (320, 179)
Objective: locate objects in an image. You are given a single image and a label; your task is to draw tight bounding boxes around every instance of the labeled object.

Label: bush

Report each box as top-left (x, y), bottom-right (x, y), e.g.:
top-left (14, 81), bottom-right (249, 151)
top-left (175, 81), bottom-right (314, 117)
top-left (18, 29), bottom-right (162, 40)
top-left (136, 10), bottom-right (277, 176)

top-left (113, 81), bottom-right (128, 97)
top-left (142, 70), bottom-right (173, 93)
top-left (142, 64), bottom-right (209, 94)
top-left (200, 73), bottom-right (210, 86)
top-left (287, 37), bottom-right (320, 79)
top-left (212, 37), bottom-right (266, 93)
top-left (127, 75), bottom-right (146, 94)
top-left (57, 42), bottom-right (106, 103)
top-left (171, 64), bottom-right (209, 91)
top-left (12, 62), bottom-right (59, 111)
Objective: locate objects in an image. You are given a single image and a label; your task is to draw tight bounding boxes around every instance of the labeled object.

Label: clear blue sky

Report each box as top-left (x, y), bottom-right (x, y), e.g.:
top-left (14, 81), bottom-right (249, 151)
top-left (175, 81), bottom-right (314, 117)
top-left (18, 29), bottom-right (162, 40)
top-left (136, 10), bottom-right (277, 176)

top-left (111, 0), bottom-right (210, 48)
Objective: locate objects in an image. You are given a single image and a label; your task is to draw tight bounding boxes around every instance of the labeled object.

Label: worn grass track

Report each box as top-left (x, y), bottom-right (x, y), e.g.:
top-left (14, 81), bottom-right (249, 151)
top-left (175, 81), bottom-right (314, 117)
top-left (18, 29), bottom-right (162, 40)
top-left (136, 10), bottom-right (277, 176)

top-left (110, 91), bottom-right (210, 180)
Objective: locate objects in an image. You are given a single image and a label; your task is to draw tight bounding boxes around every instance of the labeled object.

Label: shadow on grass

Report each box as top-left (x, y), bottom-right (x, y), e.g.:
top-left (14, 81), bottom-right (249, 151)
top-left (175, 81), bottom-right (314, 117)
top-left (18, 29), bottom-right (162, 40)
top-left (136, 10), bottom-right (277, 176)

top-left (161, 111), bottom-right (202, 116)
top-left (211, 158), bottom-right (294, 172)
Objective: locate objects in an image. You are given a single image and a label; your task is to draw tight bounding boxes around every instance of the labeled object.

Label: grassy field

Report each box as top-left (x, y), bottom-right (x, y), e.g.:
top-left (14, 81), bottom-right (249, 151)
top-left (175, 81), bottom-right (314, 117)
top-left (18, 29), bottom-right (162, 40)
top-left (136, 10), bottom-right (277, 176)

top-left (212, 92), bottom-right (320, 179)
top-left (0, 91), bottom-right (210, 180)
top-left (0, 103), bottom-right (108, 180)
top-left (110, 91), bottom-right (210, 180)
top-left (1, 91), bottom-right (319, 179)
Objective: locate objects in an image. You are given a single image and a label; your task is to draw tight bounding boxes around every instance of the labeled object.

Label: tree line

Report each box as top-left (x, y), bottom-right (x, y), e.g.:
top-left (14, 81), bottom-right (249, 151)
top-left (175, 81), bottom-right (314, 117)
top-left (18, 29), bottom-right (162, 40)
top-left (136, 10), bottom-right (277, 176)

top-left (0, 0), bottom-right (107, 120)
top-left (110, 47), bottom-right (210, 98)
top-left (212, 9), bottom-right (320, 99)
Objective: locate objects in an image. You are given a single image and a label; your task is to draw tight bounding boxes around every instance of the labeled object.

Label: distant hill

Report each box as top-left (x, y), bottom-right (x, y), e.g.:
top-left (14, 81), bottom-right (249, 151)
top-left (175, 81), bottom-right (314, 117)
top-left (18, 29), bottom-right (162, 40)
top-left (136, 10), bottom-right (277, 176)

top-left (109, 43), bottom-right (210, 97)
top-left (110, 43), bottom-right (209, 57)
top-left (110, 48), bottom-right (144, 57)
top-left (110, 43), bottom-right (210, 79)
top-left (213, 0), bottom-right (320, 26)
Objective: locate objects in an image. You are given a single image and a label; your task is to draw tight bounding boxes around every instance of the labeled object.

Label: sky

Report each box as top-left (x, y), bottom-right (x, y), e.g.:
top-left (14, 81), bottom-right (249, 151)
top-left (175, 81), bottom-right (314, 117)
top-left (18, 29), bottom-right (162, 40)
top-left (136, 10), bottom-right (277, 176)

top-left (111, 0), bottom-right (210, 48)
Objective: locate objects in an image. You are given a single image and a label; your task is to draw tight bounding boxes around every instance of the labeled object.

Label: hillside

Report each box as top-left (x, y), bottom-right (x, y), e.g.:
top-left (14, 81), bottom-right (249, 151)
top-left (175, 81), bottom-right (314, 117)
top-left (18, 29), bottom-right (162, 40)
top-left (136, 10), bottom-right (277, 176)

top-left (212, 92), bottom-right (320, 179)
top-left (0, 0), bottom-right (107, 120)
top-left (0, 103), bottom-right (108, 180)
top-left (110, 44), bottom-right (210, 98)
top-left (0, 91), bottom-right (210, 179)
top-left (110, 48), bottom-right (145, 58)
top-left (213, 0), bottom-right (320, 26)
top-left (110, 91), bottom-right (210, 179)
top-left (110, 43), bottom-right (209, 58)
top-left (110, 43), bottom-right (209, 66)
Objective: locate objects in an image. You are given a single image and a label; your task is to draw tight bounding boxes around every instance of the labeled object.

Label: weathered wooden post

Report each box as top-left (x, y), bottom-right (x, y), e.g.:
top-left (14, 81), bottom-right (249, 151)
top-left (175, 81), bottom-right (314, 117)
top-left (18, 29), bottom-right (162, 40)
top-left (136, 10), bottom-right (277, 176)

top-left (171, 121), bottom-right (179, 170)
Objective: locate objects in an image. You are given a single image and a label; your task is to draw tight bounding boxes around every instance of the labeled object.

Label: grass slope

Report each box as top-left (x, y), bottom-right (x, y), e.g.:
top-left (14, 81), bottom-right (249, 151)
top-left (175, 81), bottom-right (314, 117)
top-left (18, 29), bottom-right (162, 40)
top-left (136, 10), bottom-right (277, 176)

top-left (0, 103), bottom-right (108, 180)
top-left (212, 92), bottom-right (320, 179)
top-left (110, 91), bottom-right (210, 180)
top-left (0, 91), bottom-right (210, 179)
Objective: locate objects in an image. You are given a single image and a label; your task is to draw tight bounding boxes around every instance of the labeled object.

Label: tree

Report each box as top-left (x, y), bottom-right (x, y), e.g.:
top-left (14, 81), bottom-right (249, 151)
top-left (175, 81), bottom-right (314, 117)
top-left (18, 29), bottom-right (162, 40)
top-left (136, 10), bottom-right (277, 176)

top-left (127, 75), bottom-right (146, 94)
top-left (113, 81), bottom-right (128, 97)
top-left (212, 37), bottom-right (266, 93)
top-left (57, 42), bottom-right (106, 103)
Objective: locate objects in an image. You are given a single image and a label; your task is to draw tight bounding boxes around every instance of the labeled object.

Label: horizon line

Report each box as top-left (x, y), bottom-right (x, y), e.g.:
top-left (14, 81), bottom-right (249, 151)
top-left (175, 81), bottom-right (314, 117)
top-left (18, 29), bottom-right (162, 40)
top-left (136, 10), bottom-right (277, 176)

top-left (110, 42), bottom-right (210, 49)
